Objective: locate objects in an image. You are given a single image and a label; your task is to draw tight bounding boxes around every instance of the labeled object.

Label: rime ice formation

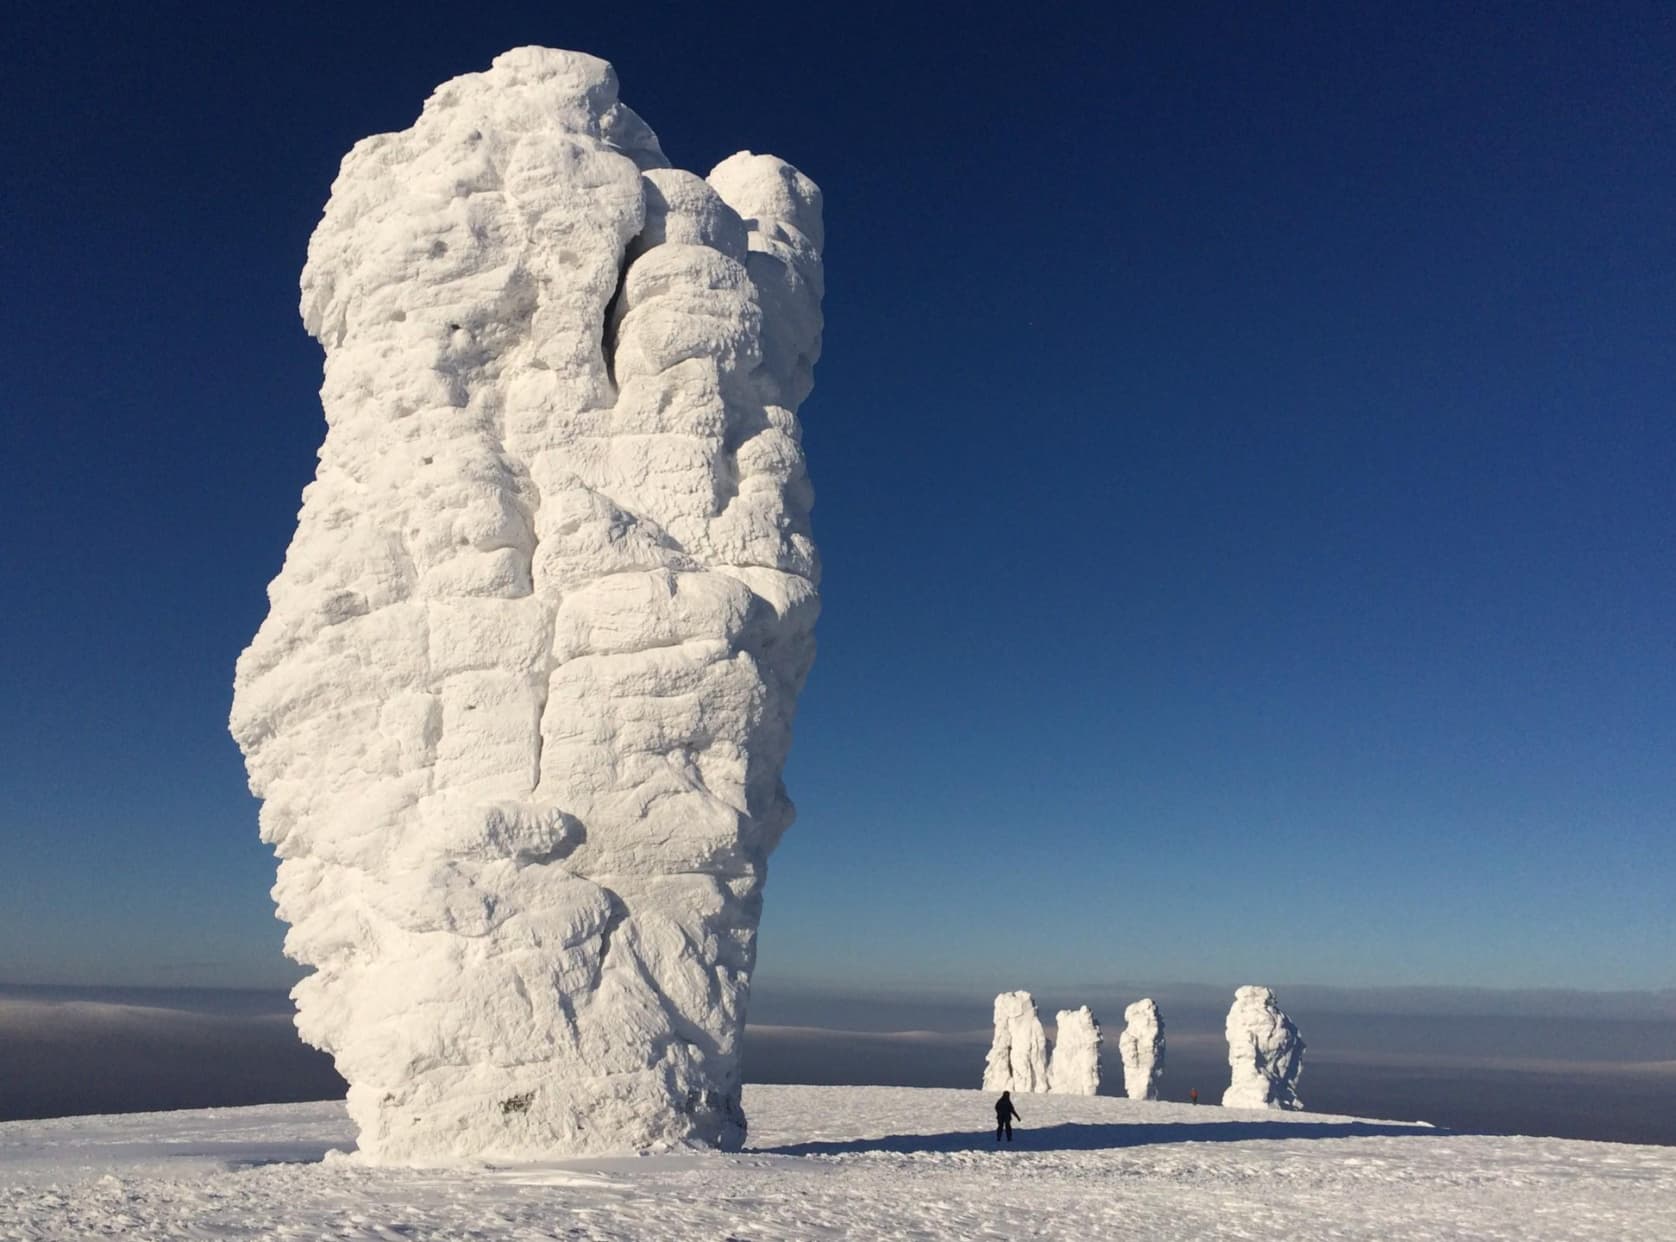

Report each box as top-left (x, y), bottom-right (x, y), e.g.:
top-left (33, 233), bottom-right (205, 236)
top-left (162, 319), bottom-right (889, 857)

top-left (1223, 986), bottom-right (1305, 1110)
top-left (1118, 998), bottom-right (1165, 1101)
top-left (983, 992), bottom-right (1049, 1093)
top-left (1047, 1007), bottom-right (1101, 1095)
top-left (229, 48), bottom-right (824, 1163)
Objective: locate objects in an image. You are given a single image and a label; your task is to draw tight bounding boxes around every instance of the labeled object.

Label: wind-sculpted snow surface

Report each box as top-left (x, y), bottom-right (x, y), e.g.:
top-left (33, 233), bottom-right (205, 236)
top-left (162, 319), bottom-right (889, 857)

top-left (13, 1088), bottom-right (1676, 1242)
top-left (1047, 1007), bottom-right (1100, 1095)
top-left (1223, 986), bottom-right (1305, 1110)
top-left (1118, 998), bottom-right (1165, 1101)
top-left (229, 48), bottom-right (824, 1163)
top-left (982, 992), bottom-right (1048, 1093)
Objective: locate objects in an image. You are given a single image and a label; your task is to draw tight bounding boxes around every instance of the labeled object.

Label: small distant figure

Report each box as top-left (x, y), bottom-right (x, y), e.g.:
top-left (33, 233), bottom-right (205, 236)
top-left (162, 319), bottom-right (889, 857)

top-left (1189, 1088), bottom-right (1199, 1105)
top-left (994, 1090), bottom-right (1021, 1142)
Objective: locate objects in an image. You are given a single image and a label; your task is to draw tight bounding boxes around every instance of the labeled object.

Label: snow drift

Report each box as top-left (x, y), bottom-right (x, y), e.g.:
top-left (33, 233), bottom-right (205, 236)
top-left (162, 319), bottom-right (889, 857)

top-left (229, 47), bottom-right (824, 1163)
top-left (1118, 998), bottom-right (1165, 1100)
top-left (1047, 1006), bottom-right (1100, 1095)
top-left (982, 992), bottom-right (1048, 1093)
top-left (1223, 985), bottom-right (1305, 1109)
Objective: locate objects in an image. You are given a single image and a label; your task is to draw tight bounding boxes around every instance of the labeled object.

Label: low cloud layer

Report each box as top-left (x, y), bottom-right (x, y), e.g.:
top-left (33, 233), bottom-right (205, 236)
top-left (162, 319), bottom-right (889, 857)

top-left (0, 989), bottom-right (342, 1122)
top-left (3, 984), bottom-right (1672, 1145)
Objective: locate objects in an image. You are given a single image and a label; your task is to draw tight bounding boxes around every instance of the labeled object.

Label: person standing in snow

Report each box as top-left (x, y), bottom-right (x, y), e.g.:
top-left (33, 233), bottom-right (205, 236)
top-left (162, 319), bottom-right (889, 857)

top-left (1189, 1088), bottom-right (1199, 1105)
top-left (994, 1091), bottom-right (1021, 1142)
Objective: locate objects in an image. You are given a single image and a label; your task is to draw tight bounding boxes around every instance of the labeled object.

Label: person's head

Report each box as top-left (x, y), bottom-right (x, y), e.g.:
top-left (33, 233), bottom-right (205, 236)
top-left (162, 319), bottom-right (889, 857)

top-left (999, 1090), bottom-right (1010, 1099)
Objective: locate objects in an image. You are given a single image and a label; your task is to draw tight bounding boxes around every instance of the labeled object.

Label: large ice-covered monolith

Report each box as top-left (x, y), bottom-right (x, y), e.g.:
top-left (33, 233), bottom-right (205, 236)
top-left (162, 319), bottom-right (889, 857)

top-left (1222, 985), bottom-right (1305, 1110)
top-left (982, 991), bottom-right (1049, 1092)
top-left (1047, 1006), bottom-right (1101, 1095)
top-left (1117, 998), bottom-right (1165, 1100)
top-left (229, 47), bottom-right (824, 1164)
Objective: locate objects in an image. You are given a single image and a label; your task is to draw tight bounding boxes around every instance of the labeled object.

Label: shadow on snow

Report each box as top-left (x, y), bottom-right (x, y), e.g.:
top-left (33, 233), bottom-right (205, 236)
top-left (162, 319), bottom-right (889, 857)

top-left (756, 1119), bottom-right (1441, 1157)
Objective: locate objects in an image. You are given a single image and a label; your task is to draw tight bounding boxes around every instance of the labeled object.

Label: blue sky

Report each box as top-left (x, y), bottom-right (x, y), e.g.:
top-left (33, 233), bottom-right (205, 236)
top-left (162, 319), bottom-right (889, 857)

top-left (1, 2), bottom-right (1671, 994)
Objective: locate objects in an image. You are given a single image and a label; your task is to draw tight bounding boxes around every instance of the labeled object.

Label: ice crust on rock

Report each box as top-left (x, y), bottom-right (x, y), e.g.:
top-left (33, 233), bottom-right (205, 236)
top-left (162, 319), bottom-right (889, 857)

top-left (1117, 998), bottom-right (1165, 1101)
top-left (1223, 986), bottom-right (1305, 1110)
top-left (1047, 1007), bottom-right (1101, 1095)
top-left (229, 47), bottom-right (824, 1163)
top-left (982, 992), bottom-right (1049, 1093)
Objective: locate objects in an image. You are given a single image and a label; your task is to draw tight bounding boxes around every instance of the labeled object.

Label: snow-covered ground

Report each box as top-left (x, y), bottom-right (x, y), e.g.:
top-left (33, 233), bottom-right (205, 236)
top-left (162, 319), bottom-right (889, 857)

top-left (2, 1085), bottom-right (1671, 1240)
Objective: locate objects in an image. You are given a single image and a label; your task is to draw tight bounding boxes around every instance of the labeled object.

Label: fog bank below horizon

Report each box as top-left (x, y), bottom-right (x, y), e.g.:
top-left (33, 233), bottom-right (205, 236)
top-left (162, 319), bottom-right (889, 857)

top-left (3, 983), bottom-right (1671, 1146)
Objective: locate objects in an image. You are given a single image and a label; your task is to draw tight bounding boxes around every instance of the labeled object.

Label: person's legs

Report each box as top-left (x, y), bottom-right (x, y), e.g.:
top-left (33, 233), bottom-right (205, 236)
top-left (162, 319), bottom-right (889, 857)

top-left (995, 1120), bottom-right (1003, 1142)
top-left (1004, 1119), bottom-right (1013, 1141)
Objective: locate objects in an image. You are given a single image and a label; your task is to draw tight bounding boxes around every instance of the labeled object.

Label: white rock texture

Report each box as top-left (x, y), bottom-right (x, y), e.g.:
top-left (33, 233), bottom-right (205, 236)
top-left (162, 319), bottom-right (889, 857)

top-left (229, 47), bottom-right (824, 1163)
top-left (1223, 986), bottom-right (1306, 1110)
top-left (1047, 1007), bottom-right (1101, 1095)
top-left (1118, 998), bottom-right (1165, 1101)
top-left (983, 992), bottom-right (1049, 1093)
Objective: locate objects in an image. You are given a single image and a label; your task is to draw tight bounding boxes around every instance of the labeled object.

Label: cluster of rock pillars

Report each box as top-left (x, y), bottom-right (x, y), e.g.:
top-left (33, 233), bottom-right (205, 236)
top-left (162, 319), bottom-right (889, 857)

top-left (984, 985), bottom-right (1306, 1109)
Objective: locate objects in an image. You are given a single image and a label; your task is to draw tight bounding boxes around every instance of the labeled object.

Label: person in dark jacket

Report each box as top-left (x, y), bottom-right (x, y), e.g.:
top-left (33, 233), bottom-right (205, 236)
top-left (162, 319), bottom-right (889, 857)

top-left (994, 1090), bottom-right (1021, 1142)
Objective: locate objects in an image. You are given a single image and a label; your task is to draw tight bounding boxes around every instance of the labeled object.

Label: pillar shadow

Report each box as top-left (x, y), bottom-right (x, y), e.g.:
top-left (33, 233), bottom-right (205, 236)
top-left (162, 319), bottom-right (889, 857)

top-left (757, 1119), bottom-right (1441, 1157)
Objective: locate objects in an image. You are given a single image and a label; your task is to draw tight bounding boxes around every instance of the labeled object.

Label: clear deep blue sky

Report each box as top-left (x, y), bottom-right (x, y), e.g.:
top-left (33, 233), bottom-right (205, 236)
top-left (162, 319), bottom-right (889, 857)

top-left (1, 2), bottom-right (1670, 995)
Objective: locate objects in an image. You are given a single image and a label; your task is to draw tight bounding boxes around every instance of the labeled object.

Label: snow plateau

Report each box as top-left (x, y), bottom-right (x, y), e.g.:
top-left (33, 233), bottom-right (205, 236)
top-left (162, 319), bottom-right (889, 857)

top-left (7, 1087), bottom-right (1673, 1241)
top-left (229, 47), bottom-right (824, 1163)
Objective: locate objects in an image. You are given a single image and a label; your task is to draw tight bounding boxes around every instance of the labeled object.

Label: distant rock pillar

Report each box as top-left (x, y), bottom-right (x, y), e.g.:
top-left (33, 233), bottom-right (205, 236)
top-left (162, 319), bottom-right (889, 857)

top-left (1047, 1006), bottom-right (1101, 1095)
top-left (1117, 998), bottom-right (1165, 1100)
top-left (982, 991), bottom-right (1049, 1092)
top-left (1222, 985), bottom-right (1305, 1109)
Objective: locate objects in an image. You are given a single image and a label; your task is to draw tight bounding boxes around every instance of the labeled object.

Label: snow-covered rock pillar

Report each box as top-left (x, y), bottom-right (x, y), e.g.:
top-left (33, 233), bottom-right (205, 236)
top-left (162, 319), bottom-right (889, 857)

top-left (1047, 1006), bottom-right (1101, 1095)
top-left (1222, 986), bottom-right (1305, 1110)
top-left (229, 47), bottom-right (824, 1163)
top-left (1118, 998), bottom-right (1165, 1101)
top-left (982, 991), bottom-right (1049, 1093)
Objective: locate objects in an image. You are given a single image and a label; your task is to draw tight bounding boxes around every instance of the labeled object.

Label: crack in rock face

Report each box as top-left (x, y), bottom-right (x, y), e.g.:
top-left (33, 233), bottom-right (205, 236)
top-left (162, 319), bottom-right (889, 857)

top-left (229, 47), bottom-right (823, 1164)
